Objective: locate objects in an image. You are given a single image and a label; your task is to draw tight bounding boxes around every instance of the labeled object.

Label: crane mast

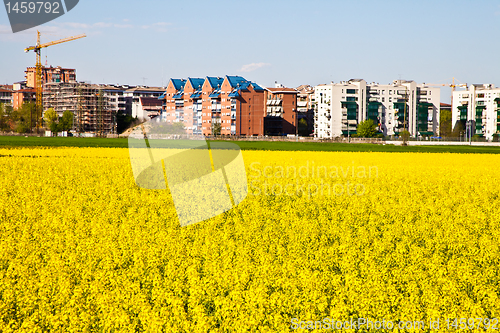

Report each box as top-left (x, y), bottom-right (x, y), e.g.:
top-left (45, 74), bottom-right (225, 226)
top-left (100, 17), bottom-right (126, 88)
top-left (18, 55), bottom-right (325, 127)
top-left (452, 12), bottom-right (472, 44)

top-left (24, 31), bottom-right (86, 133)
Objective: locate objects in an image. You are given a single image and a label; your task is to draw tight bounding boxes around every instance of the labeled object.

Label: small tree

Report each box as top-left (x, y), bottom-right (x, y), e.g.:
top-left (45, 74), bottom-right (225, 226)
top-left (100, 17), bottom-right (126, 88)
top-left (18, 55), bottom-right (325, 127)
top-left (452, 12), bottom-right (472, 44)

top-left (298, 118), bottom-right (311, 136)
top-left (60, 110), bottom-right (74, 131)
top-left (44, 108), bottom-right (58, 126)
top-left (0, 103), bottom-right (9, 132)
top-left (13, 102), bottom-right (36, 133)
top-left (211, 119), bottom-right (221, 136)
top-left (439, 109), bottom-right (452, 137)
top-left (357, 119), bottom-right (377, 138)
top-left (172, 121), bottom-right (185, 134)
top-left (44, 108), bottom-right (59, 135)
top-left (400, 130), bottom-right (410, 146)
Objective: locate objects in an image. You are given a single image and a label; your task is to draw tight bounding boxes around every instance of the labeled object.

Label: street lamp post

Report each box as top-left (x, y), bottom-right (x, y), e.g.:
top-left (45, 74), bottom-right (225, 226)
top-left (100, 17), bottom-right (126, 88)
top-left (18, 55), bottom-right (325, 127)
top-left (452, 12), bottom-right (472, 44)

top-left (294, 108), bottom-right (298, 142)
top-left (348, 122), bottom-right (350, 143)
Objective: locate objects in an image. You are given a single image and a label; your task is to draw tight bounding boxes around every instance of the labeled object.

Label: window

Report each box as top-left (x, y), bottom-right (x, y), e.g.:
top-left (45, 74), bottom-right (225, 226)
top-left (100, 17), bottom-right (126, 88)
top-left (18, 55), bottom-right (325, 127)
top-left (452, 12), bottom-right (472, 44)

top-left (382, 97), bottom-right (385, 102)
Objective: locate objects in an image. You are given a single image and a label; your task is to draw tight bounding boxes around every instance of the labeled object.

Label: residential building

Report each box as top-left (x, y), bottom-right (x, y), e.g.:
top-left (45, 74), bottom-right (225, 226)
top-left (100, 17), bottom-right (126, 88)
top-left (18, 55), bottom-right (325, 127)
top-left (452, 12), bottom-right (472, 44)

top-left (25, 66), bottom-right (76, 88)
top-left (296, 84), bottom-right (315, 134)
top-left (131, 97), bottom-right (163, 120)
top-left (161, 76), bottom-right (281, 136)
top-left (314, 79), bottom-right (440, 138)
top-left (219, 76), bottom-right (266, 136)
top-left (452, 84), bottom-right (500, 140)
top-left (264, 86), bottom-right (298, 135)
top-left (123, 86), bottom-right (165, 115)
top-left (314, 79), bottom-right (366, 138)
top-left (102, 85), bottom-right (127, 115)
top-left (0, 87), bottom-right (13, 106)
top-left (43, 82), bottom-right (114, 134)
top-left (13, 81), bottom-right (27, 91)
top-left (201, 76), bottom-right (224, 135)
top-left (162, 78), bottom-right (187, 126)
top-left (13, 88), bottom-right (36, 109)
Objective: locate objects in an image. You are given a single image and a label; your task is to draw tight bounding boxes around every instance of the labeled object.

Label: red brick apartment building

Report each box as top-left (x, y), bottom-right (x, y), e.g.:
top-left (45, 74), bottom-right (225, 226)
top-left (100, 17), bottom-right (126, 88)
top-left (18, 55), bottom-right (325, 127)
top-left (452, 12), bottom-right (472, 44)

top-left (25, 66), bottom-right (76, 88)
top-left (160, 76), bottom-right (298, 136)
top-left (264, 87), bottom-right (298, 135)
top-left (13, 88), bottom-right (36, 109)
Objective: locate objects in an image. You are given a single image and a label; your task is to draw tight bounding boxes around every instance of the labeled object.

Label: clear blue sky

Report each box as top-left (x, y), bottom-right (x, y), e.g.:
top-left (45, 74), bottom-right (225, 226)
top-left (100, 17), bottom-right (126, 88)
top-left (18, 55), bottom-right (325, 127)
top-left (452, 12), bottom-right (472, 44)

top-left (1, 0), bottom-right (499, 102)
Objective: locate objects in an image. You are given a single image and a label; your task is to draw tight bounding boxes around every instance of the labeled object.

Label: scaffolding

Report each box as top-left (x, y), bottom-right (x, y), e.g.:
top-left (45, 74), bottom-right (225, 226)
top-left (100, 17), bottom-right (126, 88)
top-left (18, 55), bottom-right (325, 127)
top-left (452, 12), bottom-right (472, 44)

top-left (43, 82), bottom-right (113, 135)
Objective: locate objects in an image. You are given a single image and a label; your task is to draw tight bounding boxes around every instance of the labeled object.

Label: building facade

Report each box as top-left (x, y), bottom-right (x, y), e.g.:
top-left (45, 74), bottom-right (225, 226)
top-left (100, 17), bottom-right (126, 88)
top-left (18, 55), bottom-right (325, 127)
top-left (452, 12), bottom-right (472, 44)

top-left (13, 88), bottom-right (36, 109)
top-left (160, 76), bottom-right (292, 136)
top-left (296, 84), bottom-right (315, 134)
top-left (264, 87), bottom-right (298, 135)
top-left (43, 82), bottom-right (114, 134)
top-left (25, 66), bottom-right (76, 88)
top-left (452, 84), bottom-right (500, 140)
top-left (0, 87), bottom-right (13, 106)
top-left (314, 79), bottom-right (440, 138)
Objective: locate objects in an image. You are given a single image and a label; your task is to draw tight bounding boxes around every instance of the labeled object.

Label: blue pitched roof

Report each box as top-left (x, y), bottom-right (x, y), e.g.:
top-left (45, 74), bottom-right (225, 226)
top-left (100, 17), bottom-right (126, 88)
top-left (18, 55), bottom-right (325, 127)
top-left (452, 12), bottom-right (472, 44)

top-left (172, 90), bottom-right (184, 99)
top-left (251, 82), bottom-right (265, 91)
top-left (188, 78), bottom-right (205, 90)
top-left (206, 76), bottom-right (224, 89)
top-left (158, 92), bottom-right (166, 100)
top-left (190, 92), bottom-right (201, 99)
top-left (228, 90), bottom-right (240, 98)
top-left (226, 75), bottom-right (249, 88)
top-left (209, 90), bottom-right (221, 98)
top-left (225, 75), bottom-right (265, 93)
top-left (170, 79), bottom-right (186, 90)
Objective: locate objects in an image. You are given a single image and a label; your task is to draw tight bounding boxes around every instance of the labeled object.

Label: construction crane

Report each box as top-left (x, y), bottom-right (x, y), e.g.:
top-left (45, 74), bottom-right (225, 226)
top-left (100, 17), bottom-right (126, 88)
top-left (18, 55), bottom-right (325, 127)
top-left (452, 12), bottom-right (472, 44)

top-left (423, 77), bottom-right (468, 107)
top-left (24, 30), bottom-right (86, 132)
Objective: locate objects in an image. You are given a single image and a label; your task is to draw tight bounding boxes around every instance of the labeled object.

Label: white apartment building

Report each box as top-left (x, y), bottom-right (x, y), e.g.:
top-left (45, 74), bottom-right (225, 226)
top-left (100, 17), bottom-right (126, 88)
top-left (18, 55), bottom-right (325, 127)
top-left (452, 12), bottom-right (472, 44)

top-left (452, 84), bottom-right (500, 140)
top-left (314, 79), bottom-right (440, 138)
top-left (314, 79), bottom-right (366, 138)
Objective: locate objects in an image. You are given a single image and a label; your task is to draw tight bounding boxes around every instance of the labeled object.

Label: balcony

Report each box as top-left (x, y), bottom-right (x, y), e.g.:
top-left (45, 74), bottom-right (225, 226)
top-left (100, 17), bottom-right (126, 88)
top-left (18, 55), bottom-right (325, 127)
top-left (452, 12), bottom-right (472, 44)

top-left (267, 99), bottom-right (282, 106)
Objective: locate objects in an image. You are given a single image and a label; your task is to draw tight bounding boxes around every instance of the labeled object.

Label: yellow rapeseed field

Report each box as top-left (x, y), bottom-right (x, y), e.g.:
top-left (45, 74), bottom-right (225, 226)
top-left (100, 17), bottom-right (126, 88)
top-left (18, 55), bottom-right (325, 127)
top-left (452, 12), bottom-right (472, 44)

top-left (0, 147), bottom-right (499, 332)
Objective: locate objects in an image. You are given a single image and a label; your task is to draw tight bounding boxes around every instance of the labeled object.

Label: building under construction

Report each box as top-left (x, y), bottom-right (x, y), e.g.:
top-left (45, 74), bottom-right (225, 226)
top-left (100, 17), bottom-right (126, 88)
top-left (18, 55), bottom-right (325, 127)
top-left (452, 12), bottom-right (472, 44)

top-left (43, 82), bottom-right (114, 135)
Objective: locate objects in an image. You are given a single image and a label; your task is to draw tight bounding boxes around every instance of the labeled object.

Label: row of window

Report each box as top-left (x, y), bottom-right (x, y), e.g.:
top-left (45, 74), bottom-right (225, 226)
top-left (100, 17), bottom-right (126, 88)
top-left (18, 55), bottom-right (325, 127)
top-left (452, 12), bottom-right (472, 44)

top-left (166, 91), bottom-right (234, 97)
